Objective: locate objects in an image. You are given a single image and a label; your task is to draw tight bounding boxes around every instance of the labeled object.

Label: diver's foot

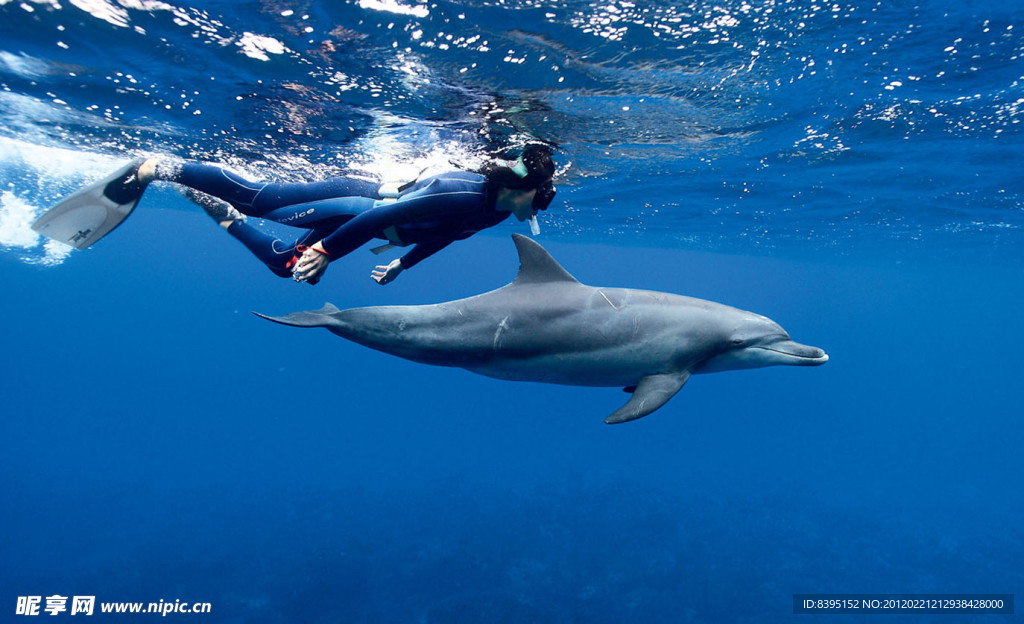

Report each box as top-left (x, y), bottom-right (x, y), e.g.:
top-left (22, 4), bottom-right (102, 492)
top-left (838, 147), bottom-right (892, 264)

top-left (137, 158), bottom-right (158, 184)
top-left (182, 188), bottom-right (246, 228)
top-left (102, 157), bottom-right (149, 205)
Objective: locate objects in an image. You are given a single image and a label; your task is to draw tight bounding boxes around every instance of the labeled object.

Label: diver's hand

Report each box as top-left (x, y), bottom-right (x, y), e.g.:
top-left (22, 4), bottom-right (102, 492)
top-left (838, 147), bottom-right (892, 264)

top-left (372, 258), bottom-right (404, 285)
top-left (293, 243), bottom-right (331, 283)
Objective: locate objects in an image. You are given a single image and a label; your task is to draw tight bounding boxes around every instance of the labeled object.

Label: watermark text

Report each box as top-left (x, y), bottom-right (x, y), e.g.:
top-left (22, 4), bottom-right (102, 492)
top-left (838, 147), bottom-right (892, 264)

top-left (16, 596), bottom-right (211, 617)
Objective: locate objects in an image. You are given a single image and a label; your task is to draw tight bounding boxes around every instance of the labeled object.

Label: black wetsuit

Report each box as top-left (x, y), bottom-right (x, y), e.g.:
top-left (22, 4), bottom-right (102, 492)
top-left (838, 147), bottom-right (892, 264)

top-left (167, 163), bottom-right (508, 276)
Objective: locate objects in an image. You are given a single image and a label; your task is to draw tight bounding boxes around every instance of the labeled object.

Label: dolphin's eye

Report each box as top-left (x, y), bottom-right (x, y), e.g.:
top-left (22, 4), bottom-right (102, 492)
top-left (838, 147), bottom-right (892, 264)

top-left (732, 339), bottom-right (744, 345)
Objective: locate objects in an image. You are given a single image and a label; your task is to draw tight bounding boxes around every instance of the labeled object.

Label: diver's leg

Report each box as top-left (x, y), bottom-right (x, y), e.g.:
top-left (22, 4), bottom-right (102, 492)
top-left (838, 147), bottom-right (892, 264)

top-left (178, 186), bottom-right (320, 278)
top-left (258, 196), bottom-right (376, 229)
top-left (142, 159), bottom-right (381, 218)
top-left (170, 168), bottom-right (373, 230)
top-left (178, 187), bottom-right (286, 276)
top-left (214, 215), bottom-right (338, 279)
top-left (180, 187), bottom-right (246, 228)
top-left (253, 177), bottom-right (382, 215)
top-left (223, 222), bottom-right (295, 278)
top-left (224, 223), bottom-right (334, 280)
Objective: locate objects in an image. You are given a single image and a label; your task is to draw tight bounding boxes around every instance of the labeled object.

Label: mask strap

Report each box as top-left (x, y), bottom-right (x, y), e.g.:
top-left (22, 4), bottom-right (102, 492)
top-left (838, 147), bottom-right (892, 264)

top-left (509, 155), bottom-right (529, 178)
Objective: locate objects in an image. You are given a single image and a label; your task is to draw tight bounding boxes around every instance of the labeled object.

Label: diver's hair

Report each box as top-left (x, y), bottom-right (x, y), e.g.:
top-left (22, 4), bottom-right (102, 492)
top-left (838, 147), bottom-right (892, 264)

top-left (480, 144), bottom-right (555, 190)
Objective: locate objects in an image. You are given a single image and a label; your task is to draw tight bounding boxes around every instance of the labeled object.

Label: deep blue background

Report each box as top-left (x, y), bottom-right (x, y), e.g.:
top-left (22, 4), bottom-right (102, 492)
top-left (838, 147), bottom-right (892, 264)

top-left (3, 205), bottom-right (1021, 622)
top-left (2, 0), bottom-right (1023, 621)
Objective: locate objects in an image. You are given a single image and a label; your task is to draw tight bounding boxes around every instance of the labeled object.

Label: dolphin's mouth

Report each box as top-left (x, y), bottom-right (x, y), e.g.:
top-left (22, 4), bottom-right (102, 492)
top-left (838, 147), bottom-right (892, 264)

top-left (758, 341), bottom-right (829, 365)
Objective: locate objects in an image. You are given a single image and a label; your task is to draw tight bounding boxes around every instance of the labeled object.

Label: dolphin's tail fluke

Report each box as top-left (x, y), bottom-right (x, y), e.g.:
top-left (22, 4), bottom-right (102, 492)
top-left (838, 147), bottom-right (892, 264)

top-left (253, 303), bottom-right (344, 329)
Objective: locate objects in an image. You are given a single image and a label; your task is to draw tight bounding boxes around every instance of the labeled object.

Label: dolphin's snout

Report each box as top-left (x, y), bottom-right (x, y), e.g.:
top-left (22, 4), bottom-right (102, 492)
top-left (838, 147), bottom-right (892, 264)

top-left (763, 340), bottom-right (829, 365)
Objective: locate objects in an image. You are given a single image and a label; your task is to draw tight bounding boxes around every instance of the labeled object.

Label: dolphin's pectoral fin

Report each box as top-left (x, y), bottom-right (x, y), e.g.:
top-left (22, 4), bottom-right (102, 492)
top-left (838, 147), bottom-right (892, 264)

top-left (253, 303), bottom-right (343, 328)
top-left (605, 371), bottom-right (691, 424)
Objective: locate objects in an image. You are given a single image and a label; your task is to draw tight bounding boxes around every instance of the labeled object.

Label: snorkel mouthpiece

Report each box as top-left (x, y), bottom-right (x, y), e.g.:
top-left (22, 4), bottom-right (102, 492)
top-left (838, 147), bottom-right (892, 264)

top-left (529, 215), bottom-right (541, 235)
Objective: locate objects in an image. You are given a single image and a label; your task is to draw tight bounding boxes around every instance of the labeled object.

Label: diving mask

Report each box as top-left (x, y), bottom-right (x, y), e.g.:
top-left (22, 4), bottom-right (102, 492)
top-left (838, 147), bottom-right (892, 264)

top-left (532, 179), bottom-right (556, 211)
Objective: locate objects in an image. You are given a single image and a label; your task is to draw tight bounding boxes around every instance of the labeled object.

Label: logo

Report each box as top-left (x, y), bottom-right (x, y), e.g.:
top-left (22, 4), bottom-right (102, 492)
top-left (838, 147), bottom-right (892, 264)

top-left (280, 207), bottom-right (315, 223)
top-left (68, 229), bottom-right (93, 244)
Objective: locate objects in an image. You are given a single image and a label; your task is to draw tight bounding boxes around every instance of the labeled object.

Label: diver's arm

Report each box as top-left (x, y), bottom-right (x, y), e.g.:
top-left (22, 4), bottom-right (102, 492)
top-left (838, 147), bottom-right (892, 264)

top-left (398, 238), bottom-right (454, 270)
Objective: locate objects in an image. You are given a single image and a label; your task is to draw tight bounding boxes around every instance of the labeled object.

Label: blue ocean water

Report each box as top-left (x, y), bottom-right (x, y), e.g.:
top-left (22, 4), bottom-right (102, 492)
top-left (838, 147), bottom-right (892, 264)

top-left (1, 0), bottom-right (1022, 622)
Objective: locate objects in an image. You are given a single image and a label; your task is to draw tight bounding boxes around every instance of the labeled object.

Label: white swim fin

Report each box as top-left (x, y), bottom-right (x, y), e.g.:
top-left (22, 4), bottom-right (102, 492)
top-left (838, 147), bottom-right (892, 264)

top-left (31, 158), bottom-right (147, 250)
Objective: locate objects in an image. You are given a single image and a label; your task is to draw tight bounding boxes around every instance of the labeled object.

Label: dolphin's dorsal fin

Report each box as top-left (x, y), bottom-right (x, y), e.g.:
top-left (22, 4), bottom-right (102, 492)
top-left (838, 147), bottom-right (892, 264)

top-left (510, 233), bottom-right (580, 286)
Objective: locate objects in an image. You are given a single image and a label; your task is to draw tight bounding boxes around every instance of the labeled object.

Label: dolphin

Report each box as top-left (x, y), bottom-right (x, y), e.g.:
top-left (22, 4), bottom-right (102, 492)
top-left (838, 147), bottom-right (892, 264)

top-left (257, 234), bottom-right (828, 424)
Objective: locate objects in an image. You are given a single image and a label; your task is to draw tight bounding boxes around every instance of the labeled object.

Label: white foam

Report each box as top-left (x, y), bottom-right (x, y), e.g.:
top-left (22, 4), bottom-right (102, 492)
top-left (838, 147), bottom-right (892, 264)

top-left (39, 240), bottom-right (74, 264)
top-left (346, 124), bottom-right (484, 183)
top-left (237, 32), bottom-right (289, 61)
top-left (0, 190), bottom-right (73, 265)
top-left (67, 0), bottom-right (131, 28)
top-left (0, 136), bottom-right (119, 186)
top-left (0, 51), bottom-right (51, 79)
top-left (118, 0), bottom-right (174, 10)
top-left (357, 0), bottom-right (429, 18)
top-left (0, 191), bottom-right (40, 248)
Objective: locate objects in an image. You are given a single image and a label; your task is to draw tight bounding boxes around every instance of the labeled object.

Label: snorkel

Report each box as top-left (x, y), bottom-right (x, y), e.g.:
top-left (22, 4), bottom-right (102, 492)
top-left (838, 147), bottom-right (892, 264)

top-left (519, 151), bottom-right (541, 235)
top-left (529, 214), bottom-right (541, 236)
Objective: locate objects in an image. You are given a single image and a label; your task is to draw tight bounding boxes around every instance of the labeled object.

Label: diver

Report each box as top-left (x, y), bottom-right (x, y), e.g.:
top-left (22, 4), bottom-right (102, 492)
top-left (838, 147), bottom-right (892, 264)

top-left (36, 145), bottom-right (556, 285)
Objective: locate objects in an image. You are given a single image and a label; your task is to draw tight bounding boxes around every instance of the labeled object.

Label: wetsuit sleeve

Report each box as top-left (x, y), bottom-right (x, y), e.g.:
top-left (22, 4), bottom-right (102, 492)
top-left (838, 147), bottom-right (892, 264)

top-left (399, 238), bottom-right (455, 269)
